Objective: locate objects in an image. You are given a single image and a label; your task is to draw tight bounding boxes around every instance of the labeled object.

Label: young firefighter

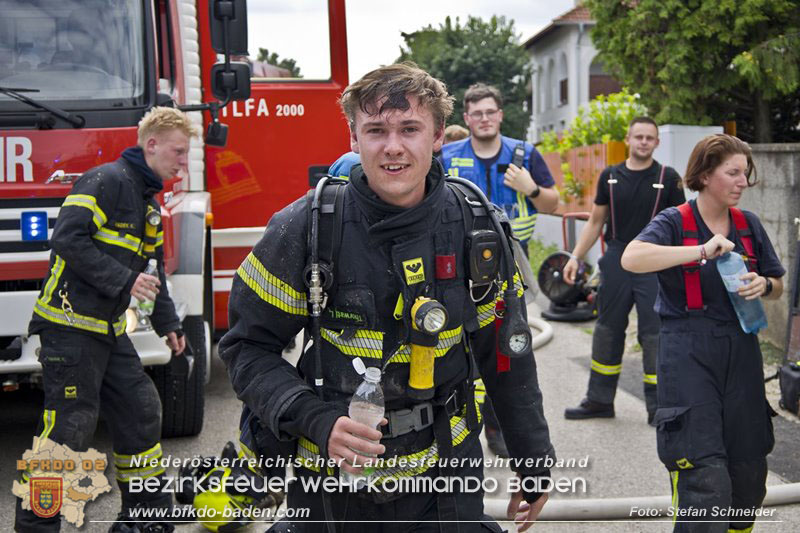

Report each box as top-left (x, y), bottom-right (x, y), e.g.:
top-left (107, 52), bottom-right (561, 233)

top-left (15, 107), bottom-right (193, 532)
top-left (622, 134), bottom-right (784, 532)
top-left (563, 117), bottom-right (684, 424)
top-left (219, 63), bottom-right (555, 532)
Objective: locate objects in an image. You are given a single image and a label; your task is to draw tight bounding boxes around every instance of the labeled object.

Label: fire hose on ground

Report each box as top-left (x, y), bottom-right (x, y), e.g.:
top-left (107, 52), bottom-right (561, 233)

top-left (484, 483), bottom-right (800, 521)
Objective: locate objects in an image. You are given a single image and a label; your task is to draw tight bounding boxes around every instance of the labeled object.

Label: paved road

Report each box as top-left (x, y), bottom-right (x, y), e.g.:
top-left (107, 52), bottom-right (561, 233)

top-left (2, 298), bottom-right (799, 532)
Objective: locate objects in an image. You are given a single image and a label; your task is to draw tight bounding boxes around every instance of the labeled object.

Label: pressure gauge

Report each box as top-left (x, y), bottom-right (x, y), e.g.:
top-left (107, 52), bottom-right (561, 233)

top-left (508, 331), bottom-right (531, 355)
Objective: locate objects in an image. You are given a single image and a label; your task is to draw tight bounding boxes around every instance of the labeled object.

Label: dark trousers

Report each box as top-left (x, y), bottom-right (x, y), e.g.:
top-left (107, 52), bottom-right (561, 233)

top-left (586, 241), bottom-right (660, 414)
top-left (283, 437), bottom-right (503, 533)
top-left (15, 329), bottom-right (169, 532)
top-left (654, 318), bottom-right (775, 532)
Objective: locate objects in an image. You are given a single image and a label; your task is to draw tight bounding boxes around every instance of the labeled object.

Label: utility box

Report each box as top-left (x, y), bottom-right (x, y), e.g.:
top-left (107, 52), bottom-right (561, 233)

top-left (654, 125), bottom-right (723, 200)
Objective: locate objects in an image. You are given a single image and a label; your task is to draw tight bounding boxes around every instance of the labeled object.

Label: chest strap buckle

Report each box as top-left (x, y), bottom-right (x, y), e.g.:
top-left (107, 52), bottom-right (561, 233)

top-left (382, 402), bottom-right (434, 439)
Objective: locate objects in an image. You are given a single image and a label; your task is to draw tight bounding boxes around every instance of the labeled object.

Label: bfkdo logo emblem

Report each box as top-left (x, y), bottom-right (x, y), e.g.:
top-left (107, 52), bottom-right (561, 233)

top-left (30, 477), bottom-right (63, 518)
top-left (402, 258), bottom-right (425, 285)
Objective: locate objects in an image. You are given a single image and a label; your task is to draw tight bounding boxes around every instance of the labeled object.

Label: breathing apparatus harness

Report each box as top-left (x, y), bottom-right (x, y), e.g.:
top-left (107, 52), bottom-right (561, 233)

top-left (298, 173), bottom-right (532, 530)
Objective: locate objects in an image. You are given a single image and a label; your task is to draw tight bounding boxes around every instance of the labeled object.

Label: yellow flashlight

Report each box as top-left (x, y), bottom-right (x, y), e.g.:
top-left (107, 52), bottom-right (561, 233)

top-left (408, 297), bottom-right (448, 400)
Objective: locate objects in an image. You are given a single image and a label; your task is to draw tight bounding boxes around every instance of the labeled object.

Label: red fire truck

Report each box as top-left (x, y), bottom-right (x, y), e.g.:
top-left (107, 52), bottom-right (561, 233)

top-left (0, 0), bottom-right (351, 436)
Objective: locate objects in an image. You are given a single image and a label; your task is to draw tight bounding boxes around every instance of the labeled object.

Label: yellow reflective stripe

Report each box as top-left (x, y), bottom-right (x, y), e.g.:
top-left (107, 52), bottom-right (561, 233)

top-left (643, 373), bottom-right (657, 385)
top-left (671, 471), bottom-right (679, 525)
top-left (113, 442), bottom-right (162, 469)
top-left (41, 255), bottom-right (66, 305)
top-left (591, 359), bottom-right (622, 376)
top-left (116, 464), bottom-right (166, 482)
top-left (473, 380), bottom-right (485, 422)
top-left (389, 326), bottom-right (463, 364)
top-left (38, 410), bottom-right (57, 447)
top-left (321, 328), bottom-right (383, 359)
top-left (154, 231), bottom-right (164, 248)
top-left (449, 168), bottom-right (459, 177)
top-left (237, 253), bottom-right (308, 316)
top-left (93, 227), bottom-right (142, 253)
top-left (62, 194), bottom-right (107, 229)
top-left (113, 314), bottom-right (127, 336)
top-left (500, 273), bottom-right (524, 298)
top-left (510, 213), bottom-right (538, 241)
top-left (516, 191), bottom-right (529, 217)
top-left (728, 526), bottom-right (754, 533)
top-left (34, 302), bottom-right (125, 337)
top-left (34, 301), bottom-right (108, 334)
top-left (477, 297), bottom-right (498, 329)
top-left (450, 157), bottom-right (474, 167)
top-left (297, 409), bottom-right (473, 484)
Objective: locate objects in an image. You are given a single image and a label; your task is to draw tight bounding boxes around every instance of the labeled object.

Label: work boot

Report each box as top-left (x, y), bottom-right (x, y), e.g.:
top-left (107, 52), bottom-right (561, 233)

top-left (564, 398), bottom-right (614, 420)
top-left (485, 427), bottom-right (509, 458)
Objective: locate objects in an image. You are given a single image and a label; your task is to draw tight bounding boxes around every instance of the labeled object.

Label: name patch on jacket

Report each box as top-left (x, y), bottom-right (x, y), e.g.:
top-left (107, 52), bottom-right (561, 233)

top-left (402, 258), bottom-right (425, 285)
top-left (323, 306), bottom-right (367, 328)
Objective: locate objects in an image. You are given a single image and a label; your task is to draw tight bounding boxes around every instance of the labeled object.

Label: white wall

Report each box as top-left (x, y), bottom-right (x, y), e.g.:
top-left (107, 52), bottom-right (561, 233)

top-left (653, 125), bottom-right (724, 200)
top-left (527, 24), bottom-right (596, 144)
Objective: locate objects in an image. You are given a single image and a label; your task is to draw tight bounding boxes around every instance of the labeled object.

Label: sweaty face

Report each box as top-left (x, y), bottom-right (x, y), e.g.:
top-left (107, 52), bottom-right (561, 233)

top-left (350, 94), bottom-right (444, 208)
top-left (463, 97), bottom-right (503, 141)
top-left (145, 129), bottom-right (190, 181)
top-left (702, 153), bottom-right (749, 207)
top-left (625, 123), bottom-right (659, 162)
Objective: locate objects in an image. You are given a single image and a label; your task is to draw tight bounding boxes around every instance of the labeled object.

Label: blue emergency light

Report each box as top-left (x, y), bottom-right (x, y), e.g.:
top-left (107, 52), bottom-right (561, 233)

top-left (21, 211), bottom-right (49, 242)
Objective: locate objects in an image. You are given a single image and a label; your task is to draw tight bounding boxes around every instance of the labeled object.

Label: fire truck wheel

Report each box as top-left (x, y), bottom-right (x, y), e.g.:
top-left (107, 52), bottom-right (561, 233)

top-left (150, 315), bottom-right (206, 438)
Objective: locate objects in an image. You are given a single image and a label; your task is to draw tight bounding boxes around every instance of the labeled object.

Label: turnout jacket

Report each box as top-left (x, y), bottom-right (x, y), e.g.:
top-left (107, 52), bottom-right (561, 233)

top-left (29, 149), bottom-right (180, 341)
top-left (220, 162), bottom-right (554, 489)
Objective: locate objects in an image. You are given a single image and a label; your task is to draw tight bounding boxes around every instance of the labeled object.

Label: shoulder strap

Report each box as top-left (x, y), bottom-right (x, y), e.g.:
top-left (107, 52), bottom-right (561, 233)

top-left (306, 181), bottom-right (346, 289)
top-left (446, 181), bottom-right (490, 231)
top-left (607, 167), bottom-right (618, 240)
top-left (649, 164), bottom-right (667, 220)
top-left (678, 202), bottom-right (704, 311)
top-left (730, 207), bottom-right (757, 271)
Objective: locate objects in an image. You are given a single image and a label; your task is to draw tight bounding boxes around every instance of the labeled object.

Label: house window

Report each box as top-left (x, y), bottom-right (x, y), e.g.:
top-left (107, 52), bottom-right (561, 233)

top-left (559, 78), bottom-right (568, 106)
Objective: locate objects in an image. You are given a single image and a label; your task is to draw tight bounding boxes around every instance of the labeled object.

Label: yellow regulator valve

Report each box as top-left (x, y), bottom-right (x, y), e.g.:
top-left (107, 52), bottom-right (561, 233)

top-left (408, 297), bottom-right (448, 400)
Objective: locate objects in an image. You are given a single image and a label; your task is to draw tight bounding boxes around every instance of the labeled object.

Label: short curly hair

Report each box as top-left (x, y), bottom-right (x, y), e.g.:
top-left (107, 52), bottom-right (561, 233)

top-left (684, 134), bottom-right (758, 192)
top-left (339, 62), bottom-right (454, 130)
top-left (137, 106), bottom-right (199, 146)
top-left (463, 83), bottom-right (503, 111)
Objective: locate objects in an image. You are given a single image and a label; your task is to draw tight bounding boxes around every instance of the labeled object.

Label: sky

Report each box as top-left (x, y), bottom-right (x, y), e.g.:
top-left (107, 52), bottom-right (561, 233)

top-left (247, 0), bottom-right (578, 81)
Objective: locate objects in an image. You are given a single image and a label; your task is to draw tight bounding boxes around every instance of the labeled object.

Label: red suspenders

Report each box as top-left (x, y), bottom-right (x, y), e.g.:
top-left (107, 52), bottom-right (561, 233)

top-left (678, 203), bottom-right (757, 311)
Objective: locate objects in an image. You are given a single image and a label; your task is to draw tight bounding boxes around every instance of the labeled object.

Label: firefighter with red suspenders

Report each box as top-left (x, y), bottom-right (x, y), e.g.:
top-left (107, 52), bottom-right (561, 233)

top-left (564, 117), bottom-right (684, 424)
top-left (622, 134), bottom-right (785, 532)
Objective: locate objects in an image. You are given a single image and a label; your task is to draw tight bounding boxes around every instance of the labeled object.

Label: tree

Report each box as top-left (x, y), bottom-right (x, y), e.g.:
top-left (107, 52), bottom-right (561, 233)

top-left (398, 16), bottom-right (531, 139)
top-left (586, 0), bottom-right (800, 142)
top-left (539, 89), bottom-right (647, 201)
top-left (256, 47), bottom-right (302, 78)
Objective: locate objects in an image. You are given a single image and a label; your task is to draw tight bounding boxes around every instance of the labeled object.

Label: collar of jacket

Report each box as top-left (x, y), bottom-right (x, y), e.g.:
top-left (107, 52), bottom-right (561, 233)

top-left (120, 146), bottom-right (164, 196)
top-left (350, 158), bottom-right (446, 247)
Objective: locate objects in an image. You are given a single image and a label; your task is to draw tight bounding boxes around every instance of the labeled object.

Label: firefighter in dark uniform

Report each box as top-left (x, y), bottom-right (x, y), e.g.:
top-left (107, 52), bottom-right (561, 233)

top-left (14, 107), bottom-right (193, 533)
top-left (563, 117), bottom-right (684, 424)
top-left (219, 63), bottom-right (555, 532)
top-left (622, 134), bottom-right (784, 532)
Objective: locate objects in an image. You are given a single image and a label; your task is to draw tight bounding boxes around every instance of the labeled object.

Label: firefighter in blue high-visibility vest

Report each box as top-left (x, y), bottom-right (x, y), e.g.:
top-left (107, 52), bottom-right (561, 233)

top-left (440, 83), bottom-right (558, 458)
top-left (622, 134), bottom-right (785, 533)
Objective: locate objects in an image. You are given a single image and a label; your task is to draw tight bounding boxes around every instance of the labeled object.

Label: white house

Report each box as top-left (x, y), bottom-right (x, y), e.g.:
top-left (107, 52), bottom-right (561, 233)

top-left (524, 3), bottom-right (620, 143)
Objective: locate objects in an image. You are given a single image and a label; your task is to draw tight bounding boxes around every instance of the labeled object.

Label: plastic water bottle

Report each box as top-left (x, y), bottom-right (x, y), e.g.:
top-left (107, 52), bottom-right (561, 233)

top-left (716, 252), bottom-right (767, 334)
top-left (138, 259), bottom-right (158, 316)
top-left (341, 366), bottom-right (384, 488)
